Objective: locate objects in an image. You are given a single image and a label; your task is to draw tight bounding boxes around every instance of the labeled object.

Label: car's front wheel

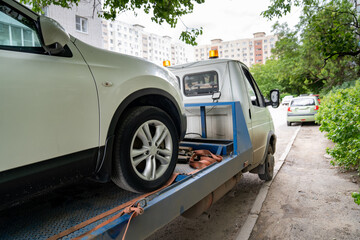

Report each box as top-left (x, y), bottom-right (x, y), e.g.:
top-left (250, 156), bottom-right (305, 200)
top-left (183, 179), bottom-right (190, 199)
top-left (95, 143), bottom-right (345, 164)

top-left (112, 106), bottom-right (178, 193)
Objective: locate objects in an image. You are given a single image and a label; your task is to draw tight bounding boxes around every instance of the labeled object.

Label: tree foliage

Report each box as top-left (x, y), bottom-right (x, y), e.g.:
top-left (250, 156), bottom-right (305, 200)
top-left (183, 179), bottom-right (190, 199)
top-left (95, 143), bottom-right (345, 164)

top-left (251, 0), bottom-right (360, 96)
top-left (20, 0), bottom-right (205, 45)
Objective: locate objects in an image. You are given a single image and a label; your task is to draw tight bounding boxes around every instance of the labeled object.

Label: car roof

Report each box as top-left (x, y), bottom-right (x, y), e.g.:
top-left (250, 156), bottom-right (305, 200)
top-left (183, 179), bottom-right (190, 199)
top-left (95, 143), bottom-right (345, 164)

top-left (292, 96), bottom-right (317, 100)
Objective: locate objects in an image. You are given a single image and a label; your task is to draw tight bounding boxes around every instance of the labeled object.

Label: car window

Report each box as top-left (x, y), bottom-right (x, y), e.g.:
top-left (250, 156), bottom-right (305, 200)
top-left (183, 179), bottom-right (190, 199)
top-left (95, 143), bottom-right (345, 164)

top-left (291, 98), bottom-right (315, 106)
top-left (183, 71), bottom-right (219, 96)
top-left (242, 66), bottom-right (265, 107)
top-left (0, 3), bottom-right (43, 53)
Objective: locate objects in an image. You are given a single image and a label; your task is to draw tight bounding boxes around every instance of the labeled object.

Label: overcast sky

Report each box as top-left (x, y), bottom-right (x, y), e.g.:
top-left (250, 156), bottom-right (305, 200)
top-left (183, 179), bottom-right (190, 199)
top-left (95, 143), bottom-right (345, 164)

top-left (115, 0), bottom-right (301, 45)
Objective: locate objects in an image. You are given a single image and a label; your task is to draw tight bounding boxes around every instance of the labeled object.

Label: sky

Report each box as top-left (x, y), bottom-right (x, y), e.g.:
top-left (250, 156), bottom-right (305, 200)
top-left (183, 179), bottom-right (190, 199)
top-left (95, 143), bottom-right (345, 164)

top-left (115, 0), bottom-right (302, 45)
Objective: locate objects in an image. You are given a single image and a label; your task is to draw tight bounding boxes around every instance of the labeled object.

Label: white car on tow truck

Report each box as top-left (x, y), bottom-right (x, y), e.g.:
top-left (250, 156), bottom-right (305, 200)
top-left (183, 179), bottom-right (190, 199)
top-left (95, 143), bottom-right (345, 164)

top-left (0, 0), bottom-right (186, 210)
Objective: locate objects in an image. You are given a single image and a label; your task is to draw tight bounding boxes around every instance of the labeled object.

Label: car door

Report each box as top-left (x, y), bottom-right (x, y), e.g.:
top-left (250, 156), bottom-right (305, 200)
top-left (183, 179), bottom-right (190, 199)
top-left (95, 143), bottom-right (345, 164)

top-left (241, 66), bottom-right (270, 166)
top-left (0, 1), bottom-right (99, 172)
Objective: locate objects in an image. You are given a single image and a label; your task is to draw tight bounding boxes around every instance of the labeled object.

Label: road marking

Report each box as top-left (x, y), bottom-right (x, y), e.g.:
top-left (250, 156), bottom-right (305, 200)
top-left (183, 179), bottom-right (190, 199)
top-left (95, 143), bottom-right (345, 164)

top-left (235, 126), bottom-right (301, 240)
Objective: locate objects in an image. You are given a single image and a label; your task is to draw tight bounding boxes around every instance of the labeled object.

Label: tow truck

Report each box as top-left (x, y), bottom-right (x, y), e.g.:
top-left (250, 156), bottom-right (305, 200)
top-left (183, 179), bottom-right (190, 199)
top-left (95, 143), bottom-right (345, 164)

top-left (0, 51), bottom-right (280, 239)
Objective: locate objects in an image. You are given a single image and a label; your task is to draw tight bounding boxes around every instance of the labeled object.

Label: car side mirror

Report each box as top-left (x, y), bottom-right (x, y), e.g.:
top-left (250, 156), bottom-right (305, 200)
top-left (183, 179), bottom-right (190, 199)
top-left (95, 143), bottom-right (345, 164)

top-left (266, 89), bottom-right (280, 108)
top-left (38, 16), bottom-right (70, 55)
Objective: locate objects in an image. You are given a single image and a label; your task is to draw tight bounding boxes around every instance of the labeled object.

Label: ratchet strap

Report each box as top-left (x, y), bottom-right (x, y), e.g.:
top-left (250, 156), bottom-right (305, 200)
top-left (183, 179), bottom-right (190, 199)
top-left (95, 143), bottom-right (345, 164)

top-left (48, 150), bottom-right (221, 240)
top-left (188, 149), bottom-right (223, 173)
top-left (48, 173), bottom-right (179, 240)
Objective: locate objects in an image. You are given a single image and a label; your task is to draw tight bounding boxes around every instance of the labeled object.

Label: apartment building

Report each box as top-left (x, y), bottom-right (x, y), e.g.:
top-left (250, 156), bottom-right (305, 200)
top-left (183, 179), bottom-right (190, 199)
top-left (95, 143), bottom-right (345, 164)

top-left (43, 0), bottom-right (103, 48)
top-left (194, 32), bottom-right (277, 67)
top-left (102, 20), bottom-right (193, 66)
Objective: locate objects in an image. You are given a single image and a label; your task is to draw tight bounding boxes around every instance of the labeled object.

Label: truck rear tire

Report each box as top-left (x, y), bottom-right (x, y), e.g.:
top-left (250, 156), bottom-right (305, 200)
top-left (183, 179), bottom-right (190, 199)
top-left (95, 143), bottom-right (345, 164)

top-left (258, 146), bottom-right (274, 181)
top-left (112, 106), bottom-right (178, 193)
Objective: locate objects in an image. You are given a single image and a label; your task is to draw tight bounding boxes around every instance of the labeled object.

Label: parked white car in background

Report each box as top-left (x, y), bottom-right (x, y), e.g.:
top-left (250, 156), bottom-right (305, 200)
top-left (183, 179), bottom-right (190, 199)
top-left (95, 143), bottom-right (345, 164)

top-left (281, 95), bottom-right (294, 105)
top-left (0, 0), bottom-right (186, 209)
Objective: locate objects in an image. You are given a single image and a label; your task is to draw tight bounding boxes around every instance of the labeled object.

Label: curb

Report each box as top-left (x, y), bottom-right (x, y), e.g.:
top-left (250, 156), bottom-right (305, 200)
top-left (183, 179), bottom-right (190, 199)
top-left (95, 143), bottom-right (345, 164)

top-left (235, 126), bottom-right (301, 240)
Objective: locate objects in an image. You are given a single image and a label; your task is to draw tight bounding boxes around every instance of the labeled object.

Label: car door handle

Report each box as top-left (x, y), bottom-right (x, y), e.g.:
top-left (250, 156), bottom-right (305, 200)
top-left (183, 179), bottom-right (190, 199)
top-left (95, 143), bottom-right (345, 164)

top-left (249, 109), bottom-right (252, 119)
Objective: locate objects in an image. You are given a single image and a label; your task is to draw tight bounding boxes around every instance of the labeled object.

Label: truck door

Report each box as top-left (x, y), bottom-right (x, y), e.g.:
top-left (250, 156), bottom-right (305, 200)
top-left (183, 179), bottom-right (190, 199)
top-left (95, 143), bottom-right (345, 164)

top-left (241, 67), bottom-right (269, 166)
top-left (0, 3), bottom-right (99, 172)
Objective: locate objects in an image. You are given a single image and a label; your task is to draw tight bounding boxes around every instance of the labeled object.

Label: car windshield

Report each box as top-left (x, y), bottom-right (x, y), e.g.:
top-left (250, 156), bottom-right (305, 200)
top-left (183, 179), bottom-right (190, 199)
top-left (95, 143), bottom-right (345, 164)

top-left (291, 98), bottom-right (315, 106)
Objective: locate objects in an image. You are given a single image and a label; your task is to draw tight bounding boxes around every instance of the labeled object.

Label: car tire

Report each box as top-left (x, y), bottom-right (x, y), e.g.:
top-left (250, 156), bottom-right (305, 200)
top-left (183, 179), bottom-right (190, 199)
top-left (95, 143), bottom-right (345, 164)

top-left (287, 121), bottom-right (291, 126)
top-left (112, 106), bottom-right (178, 193)
top-left (258, 146), bottom-right (274, 181)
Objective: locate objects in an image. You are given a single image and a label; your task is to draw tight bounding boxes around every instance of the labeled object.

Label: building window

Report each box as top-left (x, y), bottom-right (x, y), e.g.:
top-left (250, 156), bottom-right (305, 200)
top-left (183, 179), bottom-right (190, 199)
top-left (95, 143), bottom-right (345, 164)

top-left (42, 6), bottom-right (49, 16)
top-left (76, 16), bottom-right (88, 33)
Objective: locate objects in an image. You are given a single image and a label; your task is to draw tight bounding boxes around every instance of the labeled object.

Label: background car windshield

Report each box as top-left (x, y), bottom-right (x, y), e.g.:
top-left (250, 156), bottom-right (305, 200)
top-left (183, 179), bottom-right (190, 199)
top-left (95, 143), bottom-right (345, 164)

top-left (183, 71), bottom-right (219, 96)
top-left (291, 98), bottom-right (315, 106)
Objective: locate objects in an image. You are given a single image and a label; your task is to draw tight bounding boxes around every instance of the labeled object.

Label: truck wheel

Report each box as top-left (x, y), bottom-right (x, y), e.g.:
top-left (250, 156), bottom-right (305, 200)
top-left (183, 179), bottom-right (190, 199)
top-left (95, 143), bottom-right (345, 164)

top-left (112, 106), bottom-right (178, 193)
top-left (287, 121), bottom-right (291, 126)
top-left (258, 146), bottom-right (274, 181)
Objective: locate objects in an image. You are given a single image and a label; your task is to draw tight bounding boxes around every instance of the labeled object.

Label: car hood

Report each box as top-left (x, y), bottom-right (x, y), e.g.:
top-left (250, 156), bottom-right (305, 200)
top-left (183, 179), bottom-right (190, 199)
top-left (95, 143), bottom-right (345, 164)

top-left (70, 37), bottom-right (180, 90)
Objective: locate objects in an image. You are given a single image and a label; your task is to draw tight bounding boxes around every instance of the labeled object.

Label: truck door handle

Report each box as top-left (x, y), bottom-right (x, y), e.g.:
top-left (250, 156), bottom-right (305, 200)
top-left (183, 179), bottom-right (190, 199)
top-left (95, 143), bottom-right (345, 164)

top-left (249, 109), bottom-right (252, 119)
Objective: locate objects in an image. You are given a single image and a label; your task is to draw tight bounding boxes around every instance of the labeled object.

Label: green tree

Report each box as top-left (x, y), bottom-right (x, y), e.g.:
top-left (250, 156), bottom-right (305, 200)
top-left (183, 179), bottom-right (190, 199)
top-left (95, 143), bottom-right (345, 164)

top-left (250, 59), bottom-right (282, 98)
top-left (252, 0), bottom-right (359, 95)
top-left (20, 0), bottom-right (205, 45)
top-left (264, 0), bottom-right (360, 67)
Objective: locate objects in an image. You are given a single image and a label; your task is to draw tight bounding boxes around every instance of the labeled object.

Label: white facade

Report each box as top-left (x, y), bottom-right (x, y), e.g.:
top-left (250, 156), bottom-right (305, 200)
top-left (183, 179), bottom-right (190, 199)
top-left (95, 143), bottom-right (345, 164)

top-left (194, 32), bottom-right (277, 67)
top-left (44, 0), bottom-right (102, 48)
top-left (102, 20), bottom-right (194, 66)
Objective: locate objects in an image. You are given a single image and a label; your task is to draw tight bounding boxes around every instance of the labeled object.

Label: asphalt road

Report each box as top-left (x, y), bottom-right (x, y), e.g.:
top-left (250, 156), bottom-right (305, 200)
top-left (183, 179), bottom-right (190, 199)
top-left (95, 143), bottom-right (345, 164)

top-left (147, 106), bottom-right (300, 240)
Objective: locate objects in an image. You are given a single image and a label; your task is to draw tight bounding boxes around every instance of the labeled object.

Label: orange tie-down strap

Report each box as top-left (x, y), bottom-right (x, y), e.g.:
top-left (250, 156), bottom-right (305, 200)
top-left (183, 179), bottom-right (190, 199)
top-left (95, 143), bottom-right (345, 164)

top-left (188, 149), bottom-right (223, 174)
top-left (47, 173), bottom-right (179, 240)
top-left (48, 150), bottom-right (222, 240)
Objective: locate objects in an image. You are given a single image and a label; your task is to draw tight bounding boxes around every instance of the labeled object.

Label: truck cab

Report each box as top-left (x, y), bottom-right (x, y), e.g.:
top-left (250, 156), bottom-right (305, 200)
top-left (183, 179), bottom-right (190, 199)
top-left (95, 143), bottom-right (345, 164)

top-left (169, 56), bottom-right (279, 180)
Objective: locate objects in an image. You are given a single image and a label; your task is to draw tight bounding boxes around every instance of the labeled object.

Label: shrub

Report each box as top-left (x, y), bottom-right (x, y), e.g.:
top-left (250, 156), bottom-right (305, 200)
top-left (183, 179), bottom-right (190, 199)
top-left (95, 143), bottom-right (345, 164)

top-left (352, 192), bottom-right (360, 205)
top-left (315, 80), bottom-right (360, 173)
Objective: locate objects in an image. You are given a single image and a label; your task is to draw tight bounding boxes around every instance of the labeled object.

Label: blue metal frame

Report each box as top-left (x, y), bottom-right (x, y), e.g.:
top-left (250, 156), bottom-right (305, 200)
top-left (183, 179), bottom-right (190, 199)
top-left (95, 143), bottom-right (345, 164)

top-left (77, 101), bottom-right (253, 240)
top-left (184, 101), bottom-right (251, 155)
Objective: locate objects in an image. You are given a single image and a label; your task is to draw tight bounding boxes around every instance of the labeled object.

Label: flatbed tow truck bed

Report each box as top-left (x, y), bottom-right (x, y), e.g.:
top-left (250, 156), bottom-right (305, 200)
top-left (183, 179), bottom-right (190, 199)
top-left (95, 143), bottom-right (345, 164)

top-left (0, 102), bottom-right (253, 240)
